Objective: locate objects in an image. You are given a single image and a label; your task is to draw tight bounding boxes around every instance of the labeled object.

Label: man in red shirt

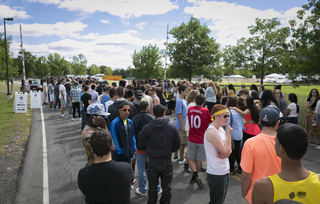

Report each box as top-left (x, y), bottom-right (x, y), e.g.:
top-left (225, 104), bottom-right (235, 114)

top-left (188, 94), bottom-right (213, 188)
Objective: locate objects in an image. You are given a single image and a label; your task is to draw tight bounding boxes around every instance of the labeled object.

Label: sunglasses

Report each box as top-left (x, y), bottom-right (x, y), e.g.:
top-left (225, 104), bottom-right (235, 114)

top-left (221, 115), bottom-right (229, 118)
top-left (120, 108), bottom-right (132, 112)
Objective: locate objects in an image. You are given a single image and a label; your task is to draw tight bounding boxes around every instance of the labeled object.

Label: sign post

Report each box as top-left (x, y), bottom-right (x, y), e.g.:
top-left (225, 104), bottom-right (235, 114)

top-left (30, 90), bottom-right (42, 109)
top-left (13, 92), bottom-right (28, 113)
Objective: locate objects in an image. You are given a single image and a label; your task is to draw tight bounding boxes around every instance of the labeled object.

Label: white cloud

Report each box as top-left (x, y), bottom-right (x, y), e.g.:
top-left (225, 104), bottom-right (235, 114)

top-left (121, 20), bottom-right (130, 26)
top-left (0, 21), bottom-right (87, 38)
top-left (136, 22), bottom-right (147, 30)
top-left (100, 20), bottom-right (111, 24)
top-left (29, 0), bottom-right (60, 4)
top-left (10, 29), bottom-right (167, 69)
top-left (184, 0), bottom-right (308, 46)
top-left (56, 0), bottom-right (179, 19)
top-left (0, 5), bottom-right (31, 19)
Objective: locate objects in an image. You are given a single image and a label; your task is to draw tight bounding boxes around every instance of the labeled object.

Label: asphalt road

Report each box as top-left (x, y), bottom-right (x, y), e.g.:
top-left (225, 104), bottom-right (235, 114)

top-left (15, 102), bottom-right (320, 204)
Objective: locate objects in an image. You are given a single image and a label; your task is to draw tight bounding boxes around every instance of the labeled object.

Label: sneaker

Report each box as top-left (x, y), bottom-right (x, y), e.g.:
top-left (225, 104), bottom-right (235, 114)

top-left (316, 146), bottom-right (320, 149)
top-left (157, 188), bottom-right (163, 195)
top-left (190, 177), bottom-right (196, 184)
top-left (200, 167), bottom-right (207, 172)
top-left (78, 117), bottom-right (81, 121)
top-left (195, 177), bottom-right (204, 189)
top-left (61, 115), bottom-right (65, 118)
top-left (172, 157), bottom-right (179, 162)
top-left (71, 118), bottom-right (75, 121)
top-left (184, 166), bottom-right (191, 173)
top-left (178, 159), bottom-right (185, 165)
top-left (135, 188), bottom-right (146, 197)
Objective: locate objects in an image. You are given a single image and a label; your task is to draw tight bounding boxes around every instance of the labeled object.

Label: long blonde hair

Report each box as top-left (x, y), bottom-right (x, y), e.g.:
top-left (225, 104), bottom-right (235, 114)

top-left (207, 81), bottom-right (217, 94)
top-left (186, 90), bottom-right (199, 104)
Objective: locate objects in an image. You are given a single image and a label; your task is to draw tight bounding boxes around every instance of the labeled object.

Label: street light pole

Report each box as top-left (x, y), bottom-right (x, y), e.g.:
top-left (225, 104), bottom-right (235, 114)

top-left (4, 17), bottom-right (14, 99)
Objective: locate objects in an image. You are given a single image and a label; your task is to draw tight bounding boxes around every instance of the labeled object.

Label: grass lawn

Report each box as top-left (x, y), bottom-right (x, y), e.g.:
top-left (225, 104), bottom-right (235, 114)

top-left (0, 92), bottom-right (32, 155)
top-left (218, 82), bottom-right (319, 96)
top-left (0, 83), bottom-right (21, 93)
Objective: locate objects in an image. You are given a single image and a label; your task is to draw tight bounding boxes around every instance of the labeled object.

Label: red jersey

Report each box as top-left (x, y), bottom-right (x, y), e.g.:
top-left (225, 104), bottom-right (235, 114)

top-left (188, 106), bottom-right (213, 144)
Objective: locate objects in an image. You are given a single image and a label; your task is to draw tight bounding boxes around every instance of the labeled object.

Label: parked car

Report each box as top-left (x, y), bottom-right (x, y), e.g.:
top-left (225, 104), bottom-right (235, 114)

top-left (91, 74), bottom-right (105, 80)
top-left (28, 79), bottom-right (43, 92)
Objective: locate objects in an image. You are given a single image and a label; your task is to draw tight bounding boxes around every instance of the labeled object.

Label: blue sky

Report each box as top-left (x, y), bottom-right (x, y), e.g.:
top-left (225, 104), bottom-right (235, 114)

top-left (0, 0), bottom-right (308, 69)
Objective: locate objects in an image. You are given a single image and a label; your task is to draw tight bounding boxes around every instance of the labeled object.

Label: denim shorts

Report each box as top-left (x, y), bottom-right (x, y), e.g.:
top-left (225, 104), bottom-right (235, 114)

top-left (317, 114), bottom-right (320, 123)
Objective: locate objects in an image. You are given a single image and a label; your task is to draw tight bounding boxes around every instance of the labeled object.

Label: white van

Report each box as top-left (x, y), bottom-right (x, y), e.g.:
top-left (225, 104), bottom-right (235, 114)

top-left (92, 74), bottom-right (105, 80)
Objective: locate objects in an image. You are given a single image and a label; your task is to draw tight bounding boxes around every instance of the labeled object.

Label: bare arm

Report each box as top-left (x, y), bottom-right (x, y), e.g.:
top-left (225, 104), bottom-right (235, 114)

top-left (88, 100), bottom-right (92, 105)
top-left (307, 100), bottom-right (315, 109)
top-left (284, 108), bottom-right (291, 116)
top-left (252, 177), bottom-right (274, 204)
top-left (206, 126), bottom-right (232, 157)
top-left (153, 97), bottom-right (160, 106)
top-left (60, 89), bottom-right (65, 99)
top-left (177, 113), bottom-right (185, 130)
top-left (149, 97), bottom-right (153, 115)
top-left (229, 107), bottom-right (250, 116)
top-left (241, 171), bottom-right (251, 197)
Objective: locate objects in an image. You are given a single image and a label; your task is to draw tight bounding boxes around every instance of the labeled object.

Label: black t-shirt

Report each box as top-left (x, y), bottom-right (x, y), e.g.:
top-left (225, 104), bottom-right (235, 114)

top-left (307, 97), bottom-right (318, 109)
top-left (65, 83), bottom-right (71, 94)
top-left (78, 160), bottom-right (134, 204)
top-left (81, 93), bottom-right (92, 112)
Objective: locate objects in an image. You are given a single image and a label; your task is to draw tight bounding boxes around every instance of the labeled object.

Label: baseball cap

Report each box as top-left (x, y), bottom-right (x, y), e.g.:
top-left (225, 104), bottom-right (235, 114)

top-left (149, 86), bottom-right (156, 91)
top-left (103, 80), bottom-right (108, 84)
top-left (135, 90), bottom-right (144, 99)
top-left (261, 105), bottom-right (282, 124)
top-left (87, 103), bottom-right (110, 116)
top-left (98, 79), bottom-right (103, 82)
top-left (66, 78), bottom-right (70, 82)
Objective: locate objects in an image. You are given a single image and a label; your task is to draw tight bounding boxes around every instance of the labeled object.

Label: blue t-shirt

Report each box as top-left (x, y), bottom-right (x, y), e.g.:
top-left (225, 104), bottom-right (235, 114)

top-left (175, 97), bottom-right (187, 129)
top-left (101, 94), bottom-right (110, 118)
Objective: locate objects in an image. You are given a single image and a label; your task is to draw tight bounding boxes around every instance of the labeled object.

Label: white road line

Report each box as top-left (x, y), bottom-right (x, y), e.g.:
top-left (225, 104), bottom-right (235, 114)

top-left (41, 107), bottom-right (50, 204)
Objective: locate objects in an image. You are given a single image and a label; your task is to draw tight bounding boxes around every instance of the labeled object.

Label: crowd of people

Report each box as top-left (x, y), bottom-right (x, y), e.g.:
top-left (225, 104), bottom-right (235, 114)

top-left (36, 76), bottom-right (320, 204)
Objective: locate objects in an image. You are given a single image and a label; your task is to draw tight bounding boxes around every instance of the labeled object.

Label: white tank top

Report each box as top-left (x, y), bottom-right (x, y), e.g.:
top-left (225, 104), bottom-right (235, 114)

top-left (204, 125), bottom-right (230, 175)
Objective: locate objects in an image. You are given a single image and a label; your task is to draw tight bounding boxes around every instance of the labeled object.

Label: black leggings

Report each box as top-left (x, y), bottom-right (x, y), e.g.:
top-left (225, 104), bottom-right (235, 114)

top-left (243, 132), bottom-right (255, 144)
top-left (72, 102), bottom-right (81, 118)
top-left (229, 140), bottom-right (241, 171)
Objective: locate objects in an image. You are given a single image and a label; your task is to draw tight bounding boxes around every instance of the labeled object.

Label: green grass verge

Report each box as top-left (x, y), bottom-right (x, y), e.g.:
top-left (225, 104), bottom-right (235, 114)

top-left (0, 92), bottom-right (33, 155)
top-left (0, 83), bottom-right (21, 93)
top-left (218, 82), bottom-right (319, 96)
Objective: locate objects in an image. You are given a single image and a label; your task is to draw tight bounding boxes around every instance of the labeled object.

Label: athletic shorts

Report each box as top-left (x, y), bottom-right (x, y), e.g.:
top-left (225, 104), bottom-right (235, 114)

top-left (59, 98), bottom-right (66, 108)
top-left (178, 129), bottom-right (188, 146)
top-left (187, 141), bottom-right (206, 162)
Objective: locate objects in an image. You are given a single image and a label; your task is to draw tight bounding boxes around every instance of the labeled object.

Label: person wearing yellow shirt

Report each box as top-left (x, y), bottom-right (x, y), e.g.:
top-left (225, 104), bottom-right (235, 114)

top-left (252, 123), bottom-right (320, 204)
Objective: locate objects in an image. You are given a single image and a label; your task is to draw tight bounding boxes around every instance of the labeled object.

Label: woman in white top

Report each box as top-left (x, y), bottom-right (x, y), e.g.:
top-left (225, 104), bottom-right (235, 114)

top-left (204, 81), bottom-right (217, 114)
top-left (285, 93), bottom-right (299, 124)
top-left (204, 104), bottom-right (232, 204)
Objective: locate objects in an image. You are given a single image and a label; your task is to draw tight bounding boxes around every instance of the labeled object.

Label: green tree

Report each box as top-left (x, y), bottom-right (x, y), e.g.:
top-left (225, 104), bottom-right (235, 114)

top-left (47, 53), bottom-right (69, 76)
top-left (223, 18), bottom-right (290, 84)
top-left (33, 56), bottom-right (49, 77)
top-left (131, 44), bottom-right (163, 79)
top-left (288, 0), bottom-right (320, 78)
top-left (168, 17), bottom-right (221, 81)
top-left (71, 54), bottom-right (87, 76)
top-left (112, 68), bottom-right (130, 78)
top-left (88, 64), bottom-right (100, 76)
top-left (0, 33), bottom-right (19, 79)
top-left (15, 49), bottom-right (37, 77)
top-left (99, 65), bottom-right (113, 75)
